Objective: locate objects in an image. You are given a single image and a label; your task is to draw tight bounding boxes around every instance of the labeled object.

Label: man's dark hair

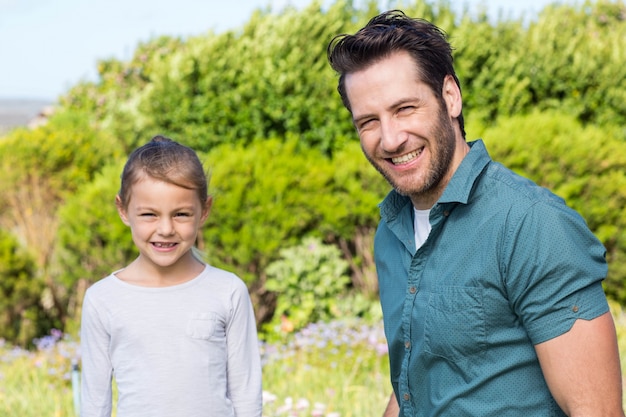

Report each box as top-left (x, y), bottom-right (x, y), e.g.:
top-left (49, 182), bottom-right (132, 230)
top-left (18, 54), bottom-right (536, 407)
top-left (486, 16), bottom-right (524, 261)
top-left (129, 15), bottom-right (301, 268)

top-left (327, 10), bottom-right (465, 137)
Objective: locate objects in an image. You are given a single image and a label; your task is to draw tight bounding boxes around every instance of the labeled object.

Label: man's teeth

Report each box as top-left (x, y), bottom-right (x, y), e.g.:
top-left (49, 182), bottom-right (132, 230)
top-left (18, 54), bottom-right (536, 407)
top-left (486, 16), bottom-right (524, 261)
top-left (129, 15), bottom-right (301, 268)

top-left (154, 243), bottom-right (175, 248)
top-left (392, 149), bottom-right (421, 165)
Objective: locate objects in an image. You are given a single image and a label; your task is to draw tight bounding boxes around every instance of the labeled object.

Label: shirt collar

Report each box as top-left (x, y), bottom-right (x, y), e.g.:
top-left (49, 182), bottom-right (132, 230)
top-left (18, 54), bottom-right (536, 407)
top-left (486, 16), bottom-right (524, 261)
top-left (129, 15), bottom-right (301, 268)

top-left (439, 139), bottom-right (491, 205)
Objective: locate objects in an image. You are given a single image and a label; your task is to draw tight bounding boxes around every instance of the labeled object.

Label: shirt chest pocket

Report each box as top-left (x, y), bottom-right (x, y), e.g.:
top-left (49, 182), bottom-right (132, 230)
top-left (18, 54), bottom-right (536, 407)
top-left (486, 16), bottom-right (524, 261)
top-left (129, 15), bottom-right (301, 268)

top-left (424, 286), bottom-right (487, 363)
top-left (186, 312), bottom-right (221, 340)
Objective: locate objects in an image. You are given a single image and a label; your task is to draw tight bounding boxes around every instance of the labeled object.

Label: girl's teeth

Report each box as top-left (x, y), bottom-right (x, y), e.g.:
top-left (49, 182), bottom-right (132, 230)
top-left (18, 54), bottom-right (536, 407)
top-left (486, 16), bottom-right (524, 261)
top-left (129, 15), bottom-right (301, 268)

top-left (154, 243), bottom-right (175, 248)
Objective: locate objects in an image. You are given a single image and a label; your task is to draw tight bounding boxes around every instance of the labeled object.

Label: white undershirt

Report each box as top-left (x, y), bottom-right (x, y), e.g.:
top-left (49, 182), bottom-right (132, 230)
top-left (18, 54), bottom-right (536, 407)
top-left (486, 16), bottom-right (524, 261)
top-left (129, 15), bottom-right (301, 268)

top-left (414, 208), bottom-right (432, 250)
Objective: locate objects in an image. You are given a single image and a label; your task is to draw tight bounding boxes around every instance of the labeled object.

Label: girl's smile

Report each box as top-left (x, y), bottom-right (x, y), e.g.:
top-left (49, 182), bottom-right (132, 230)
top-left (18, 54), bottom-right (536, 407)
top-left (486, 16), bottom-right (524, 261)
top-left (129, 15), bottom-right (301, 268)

top-left (116, 176), bottom-right (211, 285)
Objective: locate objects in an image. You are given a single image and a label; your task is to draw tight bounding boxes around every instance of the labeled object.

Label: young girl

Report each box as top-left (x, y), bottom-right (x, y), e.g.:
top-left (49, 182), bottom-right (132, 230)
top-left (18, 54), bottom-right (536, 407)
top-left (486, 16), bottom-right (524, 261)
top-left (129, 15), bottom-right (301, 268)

top-left (80, 136), bottom-right (262, 417)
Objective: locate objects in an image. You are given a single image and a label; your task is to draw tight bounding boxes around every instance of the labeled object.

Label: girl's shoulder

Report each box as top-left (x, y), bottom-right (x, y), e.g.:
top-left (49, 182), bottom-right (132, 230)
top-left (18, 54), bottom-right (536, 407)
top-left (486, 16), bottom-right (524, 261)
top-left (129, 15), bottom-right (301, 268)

top-left (86, 272), bottom-right (120, 291)
top-left (200, 264), bottom-right (249, 292)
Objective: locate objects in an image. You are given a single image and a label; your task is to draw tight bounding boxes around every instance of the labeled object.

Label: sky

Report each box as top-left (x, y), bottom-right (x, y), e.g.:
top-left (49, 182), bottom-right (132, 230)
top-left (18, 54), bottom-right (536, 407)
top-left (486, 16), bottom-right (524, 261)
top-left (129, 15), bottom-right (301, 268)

top-left (0, 0), bottom-right (569, 101)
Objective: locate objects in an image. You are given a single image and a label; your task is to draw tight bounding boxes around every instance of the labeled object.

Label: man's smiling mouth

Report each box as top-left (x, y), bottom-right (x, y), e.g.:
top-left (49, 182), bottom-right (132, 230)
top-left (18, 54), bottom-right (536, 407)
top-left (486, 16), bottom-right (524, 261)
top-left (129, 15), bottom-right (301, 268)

top-left (391, 148), bottom-right (422, 165)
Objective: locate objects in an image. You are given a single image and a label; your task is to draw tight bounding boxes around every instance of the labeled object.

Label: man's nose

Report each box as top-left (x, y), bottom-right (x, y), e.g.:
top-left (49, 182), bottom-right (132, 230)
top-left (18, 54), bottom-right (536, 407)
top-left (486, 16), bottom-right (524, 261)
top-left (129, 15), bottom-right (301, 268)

top-left (380, 118), bottom-right (407, 152)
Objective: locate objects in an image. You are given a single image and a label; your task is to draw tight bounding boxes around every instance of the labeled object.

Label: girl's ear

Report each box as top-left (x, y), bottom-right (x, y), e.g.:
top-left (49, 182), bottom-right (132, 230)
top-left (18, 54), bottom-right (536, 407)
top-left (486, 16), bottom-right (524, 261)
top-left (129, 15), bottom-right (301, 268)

top-left (116, 195), bottom-right (131, 226)
top-left (201, 196), bottom-right (213, 223)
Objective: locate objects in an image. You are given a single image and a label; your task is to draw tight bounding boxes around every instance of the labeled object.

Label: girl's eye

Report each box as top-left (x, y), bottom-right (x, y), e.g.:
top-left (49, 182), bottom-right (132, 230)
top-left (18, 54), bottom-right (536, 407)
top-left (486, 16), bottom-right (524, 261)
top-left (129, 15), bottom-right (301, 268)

top-left (140, 213), bottom-right (156, 217)
top-left (175, 212), bottom-right (191, 217)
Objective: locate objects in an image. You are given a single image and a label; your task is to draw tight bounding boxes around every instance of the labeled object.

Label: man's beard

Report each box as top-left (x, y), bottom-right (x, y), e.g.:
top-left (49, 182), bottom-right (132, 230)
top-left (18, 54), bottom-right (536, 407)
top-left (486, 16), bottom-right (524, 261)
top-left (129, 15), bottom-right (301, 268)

top-left (363, 107), bottom-right (457, 199)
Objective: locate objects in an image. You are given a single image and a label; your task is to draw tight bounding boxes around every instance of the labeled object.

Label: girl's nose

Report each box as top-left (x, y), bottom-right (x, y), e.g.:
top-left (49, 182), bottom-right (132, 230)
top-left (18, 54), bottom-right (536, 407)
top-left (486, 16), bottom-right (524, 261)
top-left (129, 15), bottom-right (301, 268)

top-left (157, 218), bottom-right (175, 236)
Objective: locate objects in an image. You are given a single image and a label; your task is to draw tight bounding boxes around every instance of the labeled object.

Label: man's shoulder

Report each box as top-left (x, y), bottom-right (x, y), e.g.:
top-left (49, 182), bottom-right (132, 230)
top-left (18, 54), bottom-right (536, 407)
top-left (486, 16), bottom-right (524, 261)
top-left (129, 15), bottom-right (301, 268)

top-left (479, 160), bottom-right (565, 208)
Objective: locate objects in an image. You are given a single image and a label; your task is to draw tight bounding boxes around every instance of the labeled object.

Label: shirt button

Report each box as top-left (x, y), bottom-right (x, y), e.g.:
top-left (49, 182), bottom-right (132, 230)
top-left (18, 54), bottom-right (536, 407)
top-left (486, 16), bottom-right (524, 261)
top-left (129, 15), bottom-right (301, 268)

top-left (572, 305), bottom-right (579, 313)
top-left (403, 392), bottom-right (410, 401)
top-left (409, 286), bottom-right (417, 294)
top-left (443, 210), bottom-right (450, 216)
top-left (405, 340), bottom-right (411, 349)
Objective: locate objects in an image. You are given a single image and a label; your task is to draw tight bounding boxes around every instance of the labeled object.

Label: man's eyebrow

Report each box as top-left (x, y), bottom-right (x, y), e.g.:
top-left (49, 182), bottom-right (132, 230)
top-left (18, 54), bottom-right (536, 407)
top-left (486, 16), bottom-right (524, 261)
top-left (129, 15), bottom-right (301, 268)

top-left (353, 112), bottom-right (377, 126)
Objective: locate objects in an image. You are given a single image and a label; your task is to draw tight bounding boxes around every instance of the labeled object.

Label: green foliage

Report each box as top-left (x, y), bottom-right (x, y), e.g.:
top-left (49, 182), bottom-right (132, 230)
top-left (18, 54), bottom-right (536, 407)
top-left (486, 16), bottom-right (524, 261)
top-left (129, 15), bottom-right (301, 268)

top-left (60, 35), bottom-right (186, 153)
top-left (50, 0), bottom-right (626, 156)
top-left (610, 300), bottom-right (626, 376)
top-left (55, 0), bottom-right (368, 155)
top-left (202, 137), bottom-right (387, 323)
top-left (203, 137), bottom-right (336, 283)
top-left (0, 229), bottom-right (46, 347)
top-left (452, 14), bottom-right (528, 122)
top-left (455, 0), bottom-right (626, 126)
top-left (520, 0), bottom-right (626, 125)
top-left (322, 141), bottom-right (389, 297)
top-left (0, 114), bottom-right (122, 337)
top-left (49, 0), bottom-right (626, 150)
top-left (264, 237), bottom-right (350, 336)
top-left (481, 110), bottom-right (626, 303)
top-left (320, 141), bottom-right (389, 239)
top-left (0, 111), bottom-right (120, 200)
top-left (54, 162), bottom-right (136, 290)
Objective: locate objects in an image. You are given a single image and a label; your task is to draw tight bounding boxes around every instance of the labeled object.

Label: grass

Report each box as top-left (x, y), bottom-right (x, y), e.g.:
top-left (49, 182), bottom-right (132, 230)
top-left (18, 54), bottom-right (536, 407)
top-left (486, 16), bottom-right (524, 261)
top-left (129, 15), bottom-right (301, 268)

top-left (0, 331), bottom-right (79, 416)
top-left (260, 320), bottom-right (390, 416)
top-left (1, 308), bottom-right (625, 417)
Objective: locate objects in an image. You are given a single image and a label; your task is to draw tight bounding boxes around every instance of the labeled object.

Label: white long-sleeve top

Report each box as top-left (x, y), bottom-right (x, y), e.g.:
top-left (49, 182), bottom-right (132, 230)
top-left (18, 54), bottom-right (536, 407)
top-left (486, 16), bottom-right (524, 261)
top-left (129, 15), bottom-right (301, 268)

top-left (80, 264), bottom-right (262, 417)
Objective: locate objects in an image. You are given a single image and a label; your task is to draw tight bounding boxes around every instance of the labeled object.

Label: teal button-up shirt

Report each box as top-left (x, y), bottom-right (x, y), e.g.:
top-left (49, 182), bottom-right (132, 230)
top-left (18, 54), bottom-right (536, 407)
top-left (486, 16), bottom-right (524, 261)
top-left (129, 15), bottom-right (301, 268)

top-left (375, 140), bottom-right (609, 416)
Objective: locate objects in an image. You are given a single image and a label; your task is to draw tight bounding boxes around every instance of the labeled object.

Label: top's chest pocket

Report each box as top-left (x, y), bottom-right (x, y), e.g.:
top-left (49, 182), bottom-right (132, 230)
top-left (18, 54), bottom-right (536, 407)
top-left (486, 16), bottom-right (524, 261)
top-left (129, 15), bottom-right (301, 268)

top-left (423, 286), bottom-right (487, 362)
top-left (186, 312), bottom-right (224, 340)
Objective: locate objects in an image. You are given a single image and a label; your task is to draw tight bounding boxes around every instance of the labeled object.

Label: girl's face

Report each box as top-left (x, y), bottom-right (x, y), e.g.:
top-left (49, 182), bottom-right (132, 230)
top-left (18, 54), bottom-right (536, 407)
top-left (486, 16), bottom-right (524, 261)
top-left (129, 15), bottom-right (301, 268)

top-left (117, 176), bottom-right (211, 278)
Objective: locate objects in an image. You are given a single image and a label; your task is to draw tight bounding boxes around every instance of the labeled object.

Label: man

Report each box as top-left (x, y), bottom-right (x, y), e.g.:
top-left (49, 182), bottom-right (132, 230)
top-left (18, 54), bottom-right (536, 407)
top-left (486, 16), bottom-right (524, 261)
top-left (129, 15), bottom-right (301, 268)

top-left (327, 10), bottom-right (624, 417)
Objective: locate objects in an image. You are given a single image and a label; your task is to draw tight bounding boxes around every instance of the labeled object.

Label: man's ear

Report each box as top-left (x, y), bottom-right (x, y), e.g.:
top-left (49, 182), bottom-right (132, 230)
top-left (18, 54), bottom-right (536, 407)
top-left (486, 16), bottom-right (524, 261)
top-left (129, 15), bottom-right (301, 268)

top-left (442, 74), bottom-right (462, 119)
top-left (116, 195), bottom-right (130, 226)
top-left (201, 196), bottom-right (213, 223)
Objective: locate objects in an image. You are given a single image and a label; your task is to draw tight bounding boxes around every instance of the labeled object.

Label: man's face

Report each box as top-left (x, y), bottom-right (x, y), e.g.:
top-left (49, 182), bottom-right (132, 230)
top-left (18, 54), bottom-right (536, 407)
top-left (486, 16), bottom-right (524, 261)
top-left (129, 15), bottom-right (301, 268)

top-left (345, 50), bottom-right (461, 209)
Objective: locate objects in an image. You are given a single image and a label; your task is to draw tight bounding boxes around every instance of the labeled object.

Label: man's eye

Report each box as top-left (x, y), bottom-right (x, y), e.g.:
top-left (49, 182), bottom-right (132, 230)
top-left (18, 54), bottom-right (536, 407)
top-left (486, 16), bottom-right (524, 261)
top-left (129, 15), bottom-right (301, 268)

top-left (358, 119), bottom-right (375, 130)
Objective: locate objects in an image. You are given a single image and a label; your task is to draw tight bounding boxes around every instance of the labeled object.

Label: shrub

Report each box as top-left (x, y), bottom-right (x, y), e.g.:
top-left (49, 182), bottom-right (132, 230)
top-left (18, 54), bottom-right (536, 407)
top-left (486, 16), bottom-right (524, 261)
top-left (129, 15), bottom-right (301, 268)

top-left (0, 229), bottom-right (45, 347)
top-left (264, 237), bottom-right (350, 338)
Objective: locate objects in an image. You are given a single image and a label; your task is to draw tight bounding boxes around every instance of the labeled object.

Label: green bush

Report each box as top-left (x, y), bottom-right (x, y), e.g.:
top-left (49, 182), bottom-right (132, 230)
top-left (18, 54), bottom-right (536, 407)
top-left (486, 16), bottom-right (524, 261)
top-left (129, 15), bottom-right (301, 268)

top-left (0, 229), bottom-right (47, 346)
top-left (54, 163), bottom-right (136, 306)
top-left (203, 137), bottom-right (387, 323)
top-left (61, 0), bottom-right (365, 156)
top-left (455, 0), bottom-right (626, 126)
top-left (53, 0), bottom-right (626, 150)
top-left (0, 117), bottom-right (120, 339)
top-left (263, 237), bottom-right (350, 338)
